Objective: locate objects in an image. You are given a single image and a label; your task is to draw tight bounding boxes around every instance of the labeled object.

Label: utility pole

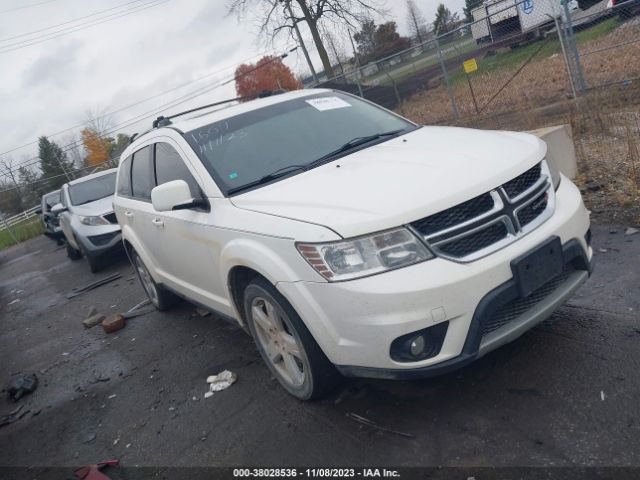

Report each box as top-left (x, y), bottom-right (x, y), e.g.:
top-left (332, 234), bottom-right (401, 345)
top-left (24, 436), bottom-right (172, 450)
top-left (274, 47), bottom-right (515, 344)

top-left (283, 0), bottom-right (318, 84)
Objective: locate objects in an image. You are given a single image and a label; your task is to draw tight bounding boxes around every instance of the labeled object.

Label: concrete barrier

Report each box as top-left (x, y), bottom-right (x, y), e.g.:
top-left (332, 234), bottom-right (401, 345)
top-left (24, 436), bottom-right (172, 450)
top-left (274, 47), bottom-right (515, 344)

top-left (528, 124), bottom-right (577, 180)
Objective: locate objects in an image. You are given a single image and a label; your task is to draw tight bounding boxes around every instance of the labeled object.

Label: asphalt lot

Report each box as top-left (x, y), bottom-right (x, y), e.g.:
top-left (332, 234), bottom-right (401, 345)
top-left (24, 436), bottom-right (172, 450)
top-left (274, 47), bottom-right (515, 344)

top-left (0, 223), bottom-right (639, 470)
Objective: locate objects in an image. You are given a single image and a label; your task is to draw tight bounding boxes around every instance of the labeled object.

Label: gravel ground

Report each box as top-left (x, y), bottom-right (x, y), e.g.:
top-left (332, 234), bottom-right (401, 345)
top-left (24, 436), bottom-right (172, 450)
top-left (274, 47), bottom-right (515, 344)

top-left (0, 224), bottom-right (639, 475)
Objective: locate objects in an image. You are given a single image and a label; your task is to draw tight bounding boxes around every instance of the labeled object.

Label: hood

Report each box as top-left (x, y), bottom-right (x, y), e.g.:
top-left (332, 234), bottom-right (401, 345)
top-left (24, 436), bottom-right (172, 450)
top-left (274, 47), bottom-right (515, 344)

top-left (231, 126), bottom-right (546, 238)
top-left (71, 195), bottom-right (114, 217)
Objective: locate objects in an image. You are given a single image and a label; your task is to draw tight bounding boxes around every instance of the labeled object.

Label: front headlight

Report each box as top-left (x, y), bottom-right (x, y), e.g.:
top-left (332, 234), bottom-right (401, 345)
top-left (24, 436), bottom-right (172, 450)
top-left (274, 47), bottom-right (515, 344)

top-left (79, 215), bottom-right (109, 226)
top-left (297, 227), bottom-right (433, 282)
top-left (545, 159), bottom-right (562, 191)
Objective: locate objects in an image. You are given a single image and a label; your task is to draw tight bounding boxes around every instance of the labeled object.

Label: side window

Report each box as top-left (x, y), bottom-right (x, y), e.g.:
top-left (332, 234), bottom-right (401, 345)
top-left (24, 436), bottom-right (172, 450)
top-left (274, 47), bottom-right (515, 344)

top-left (154, 142), bottom-right (201, 197)
top-left (131, 146), bottom-right (153, 200)
top-left (117, 156), bottom-right (132, 196)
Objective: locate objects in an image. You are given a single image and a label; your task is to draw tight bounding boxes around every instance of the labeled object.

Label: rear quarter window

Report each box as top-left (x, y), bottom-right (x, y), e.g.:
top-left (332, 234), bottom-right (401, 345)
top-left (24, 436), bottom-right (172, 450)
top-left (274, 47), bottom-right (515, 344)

top-left (131, 146), bottom-right (153, 200)
top-left (117, 156), bottom-right (132, 196)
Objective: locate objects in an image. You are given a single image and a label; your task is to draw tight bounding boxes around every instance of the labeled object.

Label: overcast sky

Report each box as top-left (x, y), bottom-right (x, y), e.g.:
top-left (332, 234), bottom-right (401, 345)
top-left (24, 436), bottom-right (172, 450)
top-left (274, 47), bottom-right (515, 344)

top-left (0, 0), bottom-right (465, 169)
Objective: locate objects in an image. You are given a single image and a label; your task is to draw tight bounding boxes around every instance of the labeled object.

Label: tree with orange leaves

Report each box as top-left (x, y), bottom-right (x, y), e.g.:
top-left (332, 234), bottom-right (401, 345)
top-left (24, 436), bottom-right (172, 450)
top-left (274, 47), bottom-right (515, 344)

top-left (234, 55), bottom-right (301, 98)
top-left (81, 128), bottom-right (111, 167)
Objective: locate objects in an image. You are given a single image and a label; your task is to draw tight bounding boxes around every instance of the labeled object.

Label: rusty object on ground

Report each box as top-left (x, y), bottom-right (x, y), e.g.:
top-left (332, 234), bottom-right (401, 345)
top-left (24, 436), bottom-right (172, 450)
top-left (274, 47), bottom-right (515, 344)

top-left (74, 459), bottom-right (119, 480)
top-left (101, 314), bottom-right (125, 334)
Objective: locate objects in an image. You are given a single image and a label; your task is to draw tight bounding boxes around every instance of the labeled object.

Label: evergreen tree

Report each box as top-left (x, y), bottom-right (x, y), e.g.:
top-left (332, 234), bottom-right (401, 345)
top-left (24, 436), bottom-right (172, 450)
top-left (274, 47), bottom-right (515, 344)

top-left (37, 136), bottom-right (75, 189)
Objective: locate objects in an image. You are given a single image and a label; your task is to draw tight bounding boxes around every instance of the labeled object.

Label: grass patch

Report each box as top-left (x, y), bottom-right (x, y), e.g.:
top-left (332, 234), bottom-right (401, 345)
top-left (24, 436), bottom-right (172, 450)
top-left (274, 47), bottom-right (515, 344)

top-left (575, 17), bottom-right (619, 43)
top-left (0, 217), bottom-right (44, 250)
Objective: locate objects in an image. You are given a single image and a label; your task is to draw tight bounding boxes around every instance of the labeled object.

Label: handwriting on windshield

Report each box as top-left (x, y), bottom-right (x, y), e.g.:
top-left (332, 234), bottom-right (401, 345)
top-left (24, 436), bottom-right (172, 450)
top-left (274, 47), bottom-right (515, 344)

top-left (190, 122), bottom-right (248, 156)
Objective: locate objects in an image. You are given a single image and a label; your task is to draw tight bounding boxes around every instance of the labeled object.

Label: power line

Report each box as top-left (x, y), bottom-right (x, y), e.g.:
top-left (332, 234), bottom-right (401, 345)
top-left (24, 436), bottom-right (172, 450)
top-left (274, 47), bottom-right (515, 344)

top-left (0, 47), bottom-right (283, 158)
top-left (0, 0), bottom-right (148, 42)
top-left (0, 44), bottom-right (296, 175)
top-left (0, 0), bottom-right (170, 54)
top-left (0, 0), bottom-right (59, 15)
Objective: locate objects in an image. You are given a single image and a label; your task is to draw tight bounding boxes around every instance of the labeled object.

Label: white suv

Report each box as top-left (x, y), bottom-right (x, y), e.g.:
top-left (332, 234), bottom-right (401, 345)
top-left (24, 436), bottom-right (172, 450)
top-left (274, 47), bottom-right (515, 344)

top-left (114, 89), bottom-right (593, 400)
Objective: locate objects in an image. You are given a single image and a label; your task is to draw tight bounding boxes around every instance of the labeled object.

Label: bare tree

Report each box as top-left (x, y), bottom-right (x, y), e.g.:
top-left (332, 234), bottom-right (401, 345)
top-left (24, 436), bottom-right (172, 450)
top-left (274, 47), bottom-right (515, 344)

top-left (62, 133), bottom-right (85, 169)
top-left (0, 157), bottom-right (25, 212)
top-left (83, 106), bottom-right (114, 137)
top-left (405, 0), bottom-right (428, 45)
top-left (227, 0), bottom-right (387, 79)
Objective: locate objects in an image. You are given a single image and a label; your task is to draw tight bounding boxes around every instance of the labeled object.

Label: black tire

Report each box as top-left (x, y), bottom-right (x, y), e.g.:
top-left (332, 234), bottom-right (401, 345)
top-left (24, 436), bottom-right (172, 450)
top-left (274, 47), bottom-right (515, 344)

top-left (86, 254), bottom-right (105, 274)
top-left (130, 250), bottom-right (179, 311)
top-left (66, 242), bottom-right (82, 260)
top-left (243, 277), bottom-right (340, 400)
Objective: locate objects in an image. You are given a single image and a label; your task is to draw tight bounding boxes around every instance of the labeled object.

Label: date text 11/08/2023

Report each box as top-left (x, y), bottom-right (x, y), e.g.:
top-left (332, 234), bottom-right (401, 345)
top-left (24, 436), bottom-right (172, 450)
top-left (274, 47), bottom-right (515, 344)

top-left (232, 468), bottom-right (401, 478)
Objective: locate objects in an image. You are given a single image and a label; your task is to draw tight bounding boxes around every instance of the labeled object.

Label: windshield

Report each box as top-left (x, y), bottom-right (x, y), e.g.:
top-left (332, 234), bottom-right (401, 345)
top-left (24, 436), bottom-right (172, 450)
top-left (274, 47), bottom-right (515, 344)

top-left (185, 92), bottom-right (416, 195)
top-left (68, 172), bottom-right (116, 206)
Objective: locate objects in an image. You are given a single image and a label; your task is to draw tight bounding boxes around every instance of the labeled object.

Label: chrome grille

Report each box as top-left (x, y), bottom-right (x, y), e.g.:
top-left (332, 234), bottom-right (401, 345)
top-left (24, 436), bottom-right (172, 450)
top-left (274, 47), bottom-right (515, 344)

top-left (482, 267), bottom-right (574, 336)
top-left (410, 161), bottom-right (554, 262)
top-left (503, 163), bottom-right (542, 199)
top-left (411, 193), bottom-right (494, 237)
top-left (438, 221), bottom-right (508, 258)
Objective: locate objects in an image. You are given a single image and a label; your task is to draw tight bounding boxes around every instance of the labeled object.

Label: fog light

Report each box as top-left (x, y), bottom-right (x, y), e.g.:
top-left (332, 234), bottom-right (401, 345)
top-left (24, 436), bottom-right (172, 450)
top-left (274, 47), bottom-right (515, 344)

top-left (390, 321), bottom-right (449, 363)
top-left (410, 336), bottom-right (426, 356)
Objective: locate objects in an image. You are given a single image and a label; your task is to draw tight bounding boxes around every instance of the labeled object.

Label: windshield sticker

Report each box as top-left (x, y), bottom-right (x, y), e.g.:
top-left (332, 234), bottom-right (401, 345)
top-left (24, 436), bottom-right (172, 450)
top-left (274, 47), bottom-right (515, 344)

top-left (306, 97), bottom-right (352, 111)
top-left (228, 172), bottom-right (239, 180)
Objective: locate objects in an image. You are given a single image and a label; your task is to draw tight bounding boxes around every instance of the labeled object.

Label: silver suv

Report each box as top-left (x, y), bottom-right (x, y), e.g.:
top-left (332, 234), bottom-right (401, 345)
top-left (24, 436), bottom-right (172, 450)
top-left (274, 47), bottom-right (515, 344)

top-left (55, 169), bottom-right (122, 272)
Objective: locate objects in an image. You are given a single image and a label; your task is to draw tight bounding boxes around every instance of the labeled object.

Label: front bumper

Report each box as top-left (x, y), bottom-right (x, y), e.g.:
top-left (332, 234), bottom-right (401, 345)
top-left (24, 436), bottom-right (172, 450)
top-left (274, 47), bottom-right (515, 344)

top-left (277, 177), bottom-right (593, 376)
top-left (76, 226), bottom-right (123, 258)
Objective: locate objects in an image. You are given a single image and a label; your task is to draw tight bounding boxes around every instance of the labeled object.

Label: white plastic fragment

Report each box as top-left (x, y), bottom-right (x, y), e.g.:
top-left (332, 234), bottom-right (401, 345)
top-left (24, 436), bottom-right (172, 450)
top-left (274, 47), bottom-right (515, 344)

top-left (108, 394), bottom-right (117, 399)
top-left (625, 227), bottom-right (639, 236)
top-left (8, 299), bottom-right (20, 306)
top-left (205, 370), bottom-right (237, 395)
top-left (204, 391), bottom-right (214, 399)
top-left (600, 391), bottom-right (606, 401)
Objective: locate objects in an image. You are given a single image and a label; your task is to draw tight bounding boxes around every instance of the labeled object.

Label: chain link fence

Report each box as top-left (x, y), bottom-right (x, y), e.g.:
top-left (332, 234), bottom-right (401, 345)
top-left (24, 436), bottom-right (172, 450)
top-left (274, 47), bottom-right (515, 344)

top-left (316, 0), bottom-right (639, 124)
top-left (315, 0), bottom-right (640, 223)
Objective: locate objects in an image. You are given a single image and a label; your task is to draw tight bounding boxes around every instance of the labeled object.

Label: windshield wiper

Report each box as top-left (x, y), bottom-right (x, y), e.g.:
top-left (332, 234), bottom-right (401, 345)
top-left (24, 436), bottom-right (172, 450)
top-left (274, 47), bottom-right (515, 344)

top-left (226, 165), bottom-right (308, 195)
top-left (312, 128), bottom-right (406, 165)
top-left (226, 129), bottom-right (406, 196)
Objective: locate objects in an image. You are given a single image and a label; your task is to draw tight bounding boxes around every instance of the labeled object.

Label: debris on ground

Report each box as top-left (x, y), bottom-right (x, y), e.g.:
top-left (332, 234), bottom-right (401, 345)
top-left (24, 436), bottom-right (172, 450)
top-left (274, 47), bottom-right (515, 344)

top-left (7, 373), bottom-right (38, 401)
top-left (0, 405), bottom-right (30, 428)
top-left (204, 370), bottom-right (237, 398)
top-left (346, 412), bottom-right (414, 439)
top-left (83, 432), bottom-right (97, 444)
top-left (122, 298), bottom-right (154, 320)
top-left (73, 459), bottom-right (119, 480)
top-left (7, 299), bottom-right (20, 306)
top-left (83, 312), bottom-right (106, 329)
top-left (194, 308), bottom-right (211, 317)
top-left (102, 314), bottom-right (125, 334)
top-left (66, 273), bottom-right (122, 300)
top-left (626, 227), bottom-right (639, 236)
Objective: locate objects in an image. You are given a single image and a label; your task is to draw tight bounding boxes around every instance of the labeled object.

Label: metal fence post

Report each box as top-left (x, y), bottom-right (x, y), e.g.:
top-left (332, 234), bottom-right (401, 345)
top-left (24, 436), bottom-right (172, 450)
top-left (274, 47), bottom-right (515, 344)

top-left (553, 14), bottom-right (578, 99)
top-left (435, 38), bottom-right (459, 120)
top-left (562, 0), bottom-right (587, 93)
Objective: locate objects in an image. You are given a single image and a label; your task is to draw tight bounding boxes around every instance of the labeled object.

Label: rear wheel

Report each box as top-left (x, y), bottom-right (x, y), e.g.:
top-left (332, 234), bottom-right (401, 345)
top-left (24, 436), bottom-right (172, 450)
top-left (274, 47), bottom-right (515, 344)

top-left (66, 242), bottom-right (82, 260)
top-left (243, 277), bottom-right (340, 400)
top-left (131, 250), bottom-right (178, 311)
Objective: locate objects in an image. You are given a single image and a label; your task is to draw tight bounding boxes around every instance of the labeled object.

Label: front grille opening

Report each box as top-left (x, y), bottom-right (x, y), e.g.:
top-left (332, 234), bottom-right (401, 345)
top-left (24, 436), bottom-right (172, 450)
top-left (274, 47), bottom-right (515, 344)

top-left (518, 192), bottom-right (548, 228)
top-left (103, 212), bottom-right (118, 224)
top-left (411, 193), bottom-right (495, 237)
top-left (482, 267), bottom-right (574, 337)
top-left (502, 163), bottom-right (542, 199)
top-left (437, 221), bottom-right (508, 258)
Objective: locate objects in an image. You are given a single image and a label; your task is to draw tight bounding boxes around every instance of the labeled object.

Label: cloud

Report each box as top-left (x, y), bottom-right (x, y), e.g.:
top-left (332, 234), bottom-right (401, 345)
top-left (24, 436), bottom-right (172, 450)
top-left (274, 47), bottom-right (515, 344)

top-left (22, 40), bottom-right (82, 89)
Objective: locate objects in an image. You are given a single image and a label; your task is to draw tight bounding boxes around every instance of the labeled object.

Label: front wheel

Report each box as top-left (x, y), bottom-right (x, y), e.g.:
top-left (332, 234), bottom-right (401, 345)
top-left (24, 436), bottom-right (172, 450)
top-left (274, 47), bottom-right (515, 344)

top-left (243, 277), bottom-right (340, 400)
top-left (131, 250), bottom-right (178, 311)
top-left (66, 242), bottom-right (82, 260)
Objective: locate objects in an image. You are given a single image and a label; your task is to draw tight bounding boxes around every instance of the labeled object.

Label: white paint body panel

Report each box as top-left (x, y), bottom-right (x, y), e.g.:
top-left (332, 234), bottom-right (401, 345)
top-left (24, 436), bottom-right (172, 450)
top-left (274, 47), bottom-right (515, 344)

top-left (113, 89), bottom-right (591, 375)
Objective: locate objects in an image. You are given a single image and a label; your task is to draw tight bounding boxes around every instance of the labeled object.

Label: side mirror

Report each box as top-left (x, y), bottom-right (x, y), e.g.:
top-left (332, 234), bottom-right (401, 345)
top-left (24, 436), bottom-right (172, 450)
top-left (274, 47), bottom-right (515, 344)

top-left (152, 180), bottom-right (198, 212)
top-left (35, 208), bottom-right (43, 215)
top-left (51, 203), bottom-right (66, 215)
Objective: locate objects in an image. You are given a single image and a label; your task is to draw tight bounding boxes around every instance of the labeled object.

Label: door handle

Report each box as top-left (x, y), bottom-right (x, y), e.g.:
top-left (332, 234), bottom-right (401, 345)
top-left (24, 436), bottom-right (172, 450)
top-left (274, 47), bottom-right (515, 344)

top-left (152, 217), bottom-right (164, 228)
top-left (123, 210), bottom-right (134, 218)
